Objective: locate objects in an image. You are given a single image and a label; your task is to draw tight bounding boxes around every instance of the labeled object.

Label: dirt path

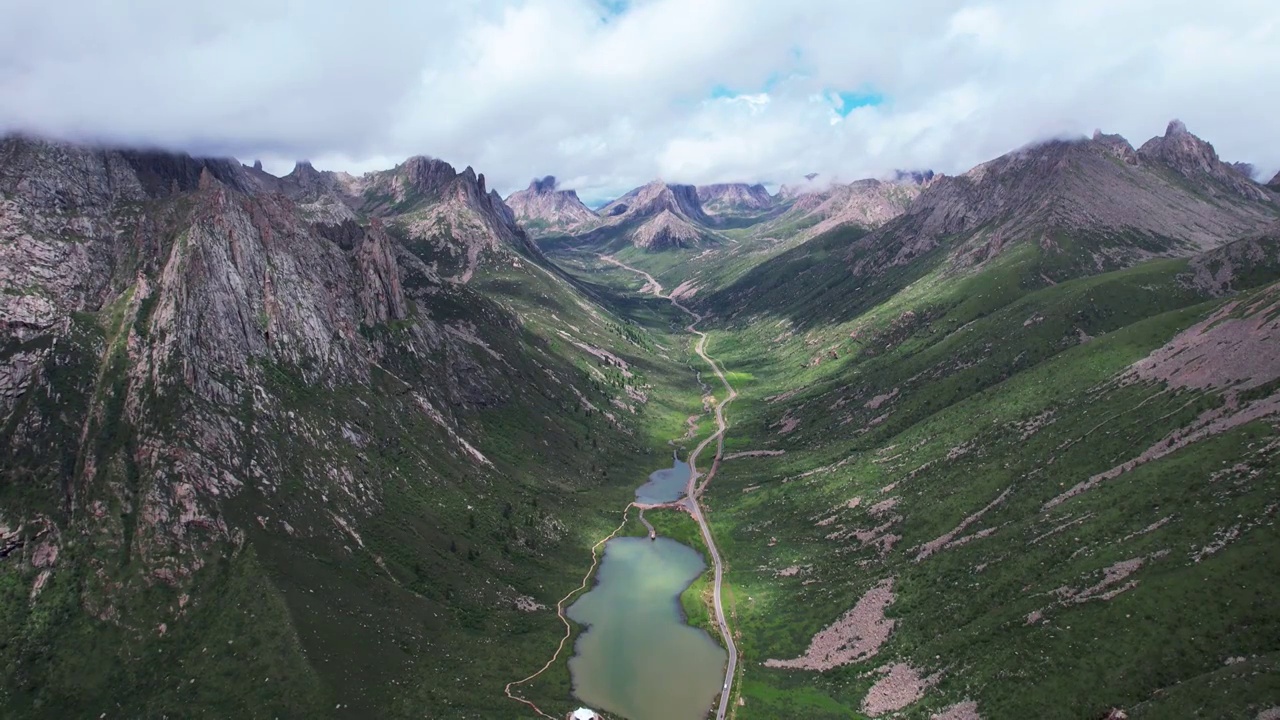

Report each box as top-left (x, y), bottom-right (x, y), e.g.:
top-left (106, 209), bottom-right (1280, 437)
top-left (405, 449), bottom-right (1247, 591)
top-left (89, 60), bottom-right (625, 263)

top-left (503, 503), bottom-right (636, 719)
top-left (600, 254), bottom-right (740, 720)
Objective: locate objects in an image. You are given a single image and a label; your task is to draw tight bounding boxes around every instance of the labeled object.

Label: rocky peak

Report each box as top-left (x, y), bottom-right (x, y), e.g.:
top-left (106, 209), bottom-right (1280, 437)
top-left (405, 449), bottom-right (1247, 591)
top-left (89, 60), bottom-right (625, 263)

top-left (630, 209), bottom-right (705, 250)
top-left (602, 181), bottom-right (710, 225)
top-left (1138, 119), bottom-right (1271, 202)
top-left (769, 177), bottom-right (921, 240)
top-left (398, 156), bottom-right (459, 198)
top-left (1270, 170), bottom-right (1280, 191)
top-left (696, 183), bottom-right (774, 214)
top-left (505, 175), bottom-right (597, 235)
top-left (283, 160), bottom-right (331, 192)
top-left (1139, 119), bottom-right (1216, 173)
top-left (1091, 130), bottom-right (1139, 165)
top-left (843, 125), bottom-right (1279, 279)
top-left (289, 160), bottom-right (319, 178)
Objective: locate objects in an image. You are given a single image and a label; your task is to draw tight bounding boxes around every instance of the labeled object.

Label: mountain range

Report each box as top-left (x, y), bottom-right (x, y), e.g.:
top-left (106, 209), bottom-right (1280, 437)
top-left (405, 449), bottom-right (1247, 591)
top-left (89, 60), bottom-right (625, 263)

top-left (2, 118), bottom-right (1279, 719)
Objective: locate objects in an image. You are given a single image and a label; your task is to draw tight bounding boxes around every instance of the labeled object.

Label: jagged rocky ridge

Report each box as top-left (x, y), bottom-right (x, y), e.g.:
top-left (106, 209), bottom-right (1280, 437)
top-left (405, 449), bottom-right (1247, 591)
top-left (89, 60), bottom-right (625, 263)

top-left (841, 121), bottom-right (1277, 280)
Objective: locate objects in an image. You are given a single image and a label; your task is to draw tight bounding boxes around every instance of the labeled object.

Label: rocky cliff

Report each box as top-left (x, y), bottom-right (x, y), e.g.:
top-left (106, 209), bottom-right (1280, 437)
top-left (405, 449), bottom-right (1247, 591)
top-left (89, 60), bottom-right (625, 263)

top-left (0, 134), bottom-right (664, 717)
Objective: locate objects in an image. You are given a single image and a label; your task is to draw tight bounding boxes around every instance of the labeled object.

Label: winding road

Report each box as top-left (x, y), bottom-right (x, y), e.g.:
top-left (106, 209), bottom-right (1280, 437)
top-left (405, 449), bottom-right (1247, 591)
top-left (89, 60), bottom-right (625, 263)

top-left (600, 255), bottom-right (740, 720)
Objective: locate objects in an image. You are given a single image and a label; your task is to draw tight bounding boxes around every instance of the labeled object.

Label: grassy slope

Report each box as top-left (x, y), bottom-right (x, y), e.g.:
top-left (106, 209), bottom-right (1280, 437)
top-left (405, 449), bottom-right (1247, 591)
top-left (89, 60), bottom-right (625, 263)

top-left (690, 237), bottom-right (1280, 718)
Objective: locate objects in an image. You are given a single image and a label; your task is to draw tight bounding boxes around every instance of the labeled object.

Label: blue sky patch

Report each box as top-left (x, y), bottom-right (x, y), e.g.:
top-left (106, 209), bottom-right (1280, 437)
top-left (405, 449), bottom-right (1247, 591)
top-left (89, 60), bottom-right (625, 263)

top-left (832, 88), bottom-right (885, 116)
top-left (709, 84), bottom-right (739, 100)
top-left (598, 0), bottom-right (629, 19)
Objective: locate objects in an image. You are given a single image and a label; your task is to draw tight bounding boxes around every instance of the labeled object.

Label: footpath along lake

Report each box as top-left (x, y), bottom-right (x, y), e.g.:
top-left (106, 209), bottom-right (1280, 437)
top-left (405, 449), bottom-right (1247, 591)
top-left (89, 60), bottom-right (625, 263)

top-left (564, 459), bottom-right (726, 720)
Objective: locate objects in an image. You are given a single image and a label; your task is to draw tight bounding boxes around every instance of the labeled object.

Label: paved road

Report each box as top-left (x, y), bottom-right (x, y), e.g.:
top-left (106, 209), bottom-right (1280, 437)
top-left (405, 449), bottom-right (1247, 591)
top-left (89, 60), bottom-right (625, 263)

top-left (600, 255), bottom-right (739, 720)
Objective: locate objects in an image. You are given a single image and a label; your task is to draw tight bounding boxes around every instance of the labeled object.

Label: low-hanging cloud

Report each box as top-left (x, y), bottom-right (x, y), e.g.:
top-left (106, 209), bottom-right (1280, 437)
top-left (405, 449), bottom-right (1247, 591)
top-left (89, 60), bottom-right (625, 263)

top-left (1, 0), bottom-right (1277, 200)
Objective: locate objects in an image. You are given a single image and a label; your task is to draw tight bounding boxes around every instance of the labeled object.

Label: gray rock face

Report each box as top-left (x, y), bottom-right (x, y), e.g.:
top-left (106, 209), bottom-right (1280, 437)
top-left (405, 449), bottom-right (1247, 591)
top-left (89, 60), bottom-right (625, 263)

top-left (1269, 170), bottom-right (1280, 191)
top-left (505, 176), bottom-right (598, 235)
top-left (696, 183), bottom-right (774, 215)
top-left (0, 133), bottom-right (549, 644)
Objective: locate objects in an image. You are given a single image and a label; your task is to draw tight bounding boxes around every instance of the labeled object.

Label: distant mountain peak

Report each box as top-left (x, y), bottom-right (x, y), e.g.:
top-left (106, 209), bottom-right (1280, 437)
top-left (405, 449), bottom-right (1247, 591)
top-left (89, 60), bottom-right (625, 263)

top-left (601, 181), bottom-right (710, 226)
top-left (506, 175), bottom-right (597, 235)
top-left (697, 182), bottom-right (774, 215)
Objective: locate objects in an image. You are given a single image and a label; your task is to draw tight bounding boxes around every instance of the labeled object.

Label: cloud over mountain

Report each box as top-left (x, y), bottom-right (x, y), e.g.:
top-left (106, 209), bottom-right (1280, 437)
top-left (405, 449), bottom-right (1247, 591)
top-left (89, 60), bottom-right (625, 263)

top-left (2, 0), bottom-right (1277, 200)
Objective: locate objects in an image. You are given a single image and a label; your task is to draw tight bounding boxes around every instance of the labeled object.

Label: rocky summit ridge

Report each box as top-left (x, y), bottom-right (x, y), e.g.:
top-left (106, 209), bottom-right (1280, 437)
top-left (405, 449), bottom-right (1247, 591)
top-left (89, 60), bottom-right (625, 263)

top-left (831, 120), bottom-right (1279, 280)
top-left (504, 175), bottom-right (599, 236)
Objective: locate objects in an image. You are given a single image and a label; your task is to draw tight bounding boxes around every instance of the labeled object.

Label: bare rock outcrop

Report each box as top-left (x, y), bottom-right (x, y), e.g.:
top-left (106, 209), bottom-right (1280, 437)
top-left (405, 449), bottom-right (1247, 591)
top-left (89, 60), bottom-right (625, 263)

top-left (764, 578), bottom-right (896, 670)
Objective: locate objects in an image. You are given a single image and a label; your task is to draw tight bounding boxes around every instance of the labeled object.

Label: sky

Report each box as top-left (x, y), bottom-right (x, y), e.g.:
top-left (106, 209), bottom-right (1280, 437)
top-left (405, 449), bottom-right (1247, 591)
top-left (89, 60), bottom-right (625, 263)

top-left (1, 0), bottom-right (1278, 203)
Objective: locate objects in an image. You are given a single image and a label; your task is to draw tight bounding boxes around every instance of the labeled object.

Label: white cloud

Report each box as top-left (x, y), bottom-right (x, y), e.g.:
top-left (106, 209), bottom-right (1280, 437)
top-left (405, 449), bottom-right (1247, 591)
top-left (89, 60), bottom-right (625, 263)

top-left (1, 0), bottom-right (1277, 200)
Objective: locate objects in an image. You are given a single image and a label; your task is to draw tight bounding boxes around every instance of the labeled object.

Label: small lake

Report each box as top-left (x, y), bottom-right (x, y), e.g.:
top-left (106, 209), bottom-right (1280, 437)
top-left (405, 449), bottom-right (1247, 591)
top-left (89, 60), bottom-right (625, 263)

top-left (566, 536), bottom-right (726, 720)
top-left (634, 456), bottom-right (691, 505)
